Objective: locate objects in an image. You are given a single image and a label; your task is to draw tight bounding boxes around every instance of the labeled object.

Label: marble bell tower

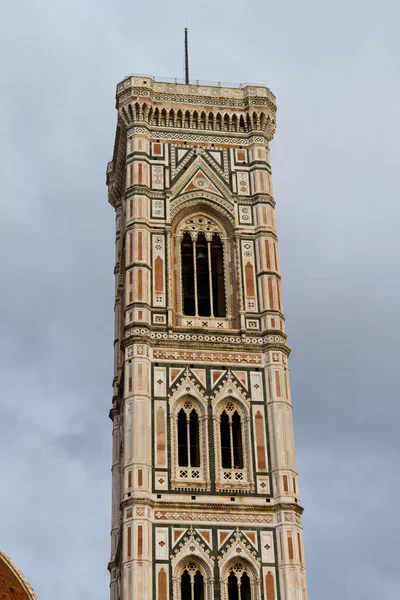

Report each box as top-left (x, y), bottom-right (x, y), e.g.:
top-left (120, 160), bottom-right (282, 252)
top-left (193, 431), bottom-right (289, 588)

top-left (106, 66), bottom-right (308, 600)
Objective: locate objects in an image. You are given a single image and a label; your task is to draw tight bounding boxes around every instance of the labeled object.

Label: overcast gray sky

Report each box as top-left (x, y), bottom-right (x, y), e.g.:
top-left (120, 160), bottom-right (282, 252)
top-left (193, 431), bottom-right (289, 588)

top-left (1, 0), bottom-right (399, 598)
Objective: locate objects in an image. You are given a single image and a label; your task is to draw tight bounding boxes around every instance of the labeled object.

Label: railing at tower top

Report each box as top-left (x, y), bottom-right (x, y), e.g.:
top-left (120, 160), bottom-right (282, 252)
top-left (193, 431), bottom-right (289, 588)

top-left (123, 73), bottom-right (271, 90)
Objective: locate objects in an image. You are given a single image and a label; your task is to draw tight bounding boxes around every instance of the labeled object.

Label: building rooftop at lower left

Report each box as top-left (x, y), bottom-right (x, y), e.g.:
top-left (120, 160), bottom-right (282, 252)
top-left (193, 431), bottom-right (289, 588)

top-left (0, 549), bottom-right (38, 600)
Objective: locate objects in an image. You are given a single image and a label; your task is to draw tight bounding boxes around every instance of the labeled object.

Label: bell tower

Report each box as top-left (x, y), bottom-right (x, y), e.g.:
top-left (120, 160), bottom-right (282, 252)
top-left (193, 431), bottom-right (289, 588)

top-left (106, 73), bottom-right (308, 600)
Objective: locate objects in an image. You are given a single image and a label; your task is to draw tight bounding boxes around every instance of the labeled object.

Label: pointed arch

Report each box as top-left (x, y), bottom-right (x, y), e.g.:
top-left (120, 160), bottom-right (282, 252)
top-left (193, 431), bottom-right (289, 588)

top-left (135, 102), bottom-right (140, 121)
top-left (265, 572), bottom-right (275, 600)
top-left (170, 393), bottom-right (210, 490)
top-left (153, 107), bottom-right (159, 126)
top-left (245, 261), bottom-right (255, 297)
top-left (223, 113), bottom-right (229, 132)
top-left (208, 112), bottom-right (214, 130)
top-left (219, 557), bottom-right (261, 600)
top-left (213, 395), bottom-right (254, 492)
top-left (169, 108), bottom-right (175, 127)
top-left (231, 114), bottom-right (238, 132)
top-left (128, 103), bottom-right (134, 123)
top-left (172, 538), bottom-right (215, 600)
top-left (193, 111), bottom-right (199, 128)
top-left (184, 110), bottom-right (191, 128)
top-left (200, 111), bottom-right (206, 129)
top-left (177, 109), bottom-right (183, 127)
top-left (121, 106), bottom-right (130, 124)
top-left (246, 113), bottom-right (252, 132)
top-left (216, 113), bottom-right (222, 131)
top-left (239, 114), bottom-right (246, 132)
top-left (171, 199), bottom-right (237, 329)
top-left (161, 108), bottom-right (167, 126)
top-left (158, 568), bottom-right (167, 600)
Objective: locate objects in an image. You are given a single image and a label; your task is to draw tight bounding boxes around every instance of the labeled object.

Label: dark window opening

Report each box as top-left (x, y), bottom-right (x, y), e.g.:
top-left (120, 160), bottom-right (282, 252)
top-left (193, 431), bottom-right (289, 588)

top-left (178, 406), bottom-right (200, 468)
top-left (228, 571), bottom-right (251, 600)
top-left (220, 409), bottom-right (244, 469)
top-left (178, 409), bottom-right (188, 466)
top-left (221, 410), bottom-right (231, 468)
top-left (211, 234), bottom-right (226, 317)
top-left (181, 570), bottom-right (191, 599)
top-left (196, 233), bottom-right (211, 316)
top-left (190, 410), bottom-right (200, 467)
top-left (181, 231), bottom-right (226, 318)
top-left (228, 572), bottom-right (238, 600)
top-left (194, 570), bottom-right (204, 600)
top-left (181, 568), bottom-right (204, 600)
top-left (241, 572), bottom-right (251, 600)
top-left (232, 411), bottom-right (244, 469)
top-left (182, 233), bottom-right (195, 316)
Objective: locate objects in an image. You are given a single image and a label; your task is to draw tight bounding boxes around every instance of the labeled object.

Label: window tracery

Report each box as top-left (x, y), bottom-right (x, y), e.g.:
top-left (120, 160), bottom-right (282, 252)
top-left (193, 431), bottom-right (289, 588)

top-left (220, 559), bottom-right (261, 600)
top-left (227, 564), bottom-right (252, 600)
top-left (175, 213), bottom-right (233, 328)
top-left (180, 563), bottom-right (204, 600)
top-left (170, 395), bottom-right (210, 490)
top-left (177, 402), bottom-right (200, 468)
top-left (172, 556), bottom-right (214, 600)
top-left (213, 398), bottom-right (254, 492)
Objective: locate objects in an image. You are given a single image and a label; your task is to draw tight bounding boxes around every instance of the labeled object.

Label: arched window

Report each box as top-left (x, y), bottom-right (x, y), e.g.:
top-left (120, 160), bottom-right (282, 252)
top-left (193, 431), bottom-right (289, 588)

top-left (181, 564), bottom-right (204, 600)
top-left (227, 564), bottom-right (252, 600)
top-left (220, 405), bottom-right (243, 469)
top-left (171, 396), bottom-right (209, 489)
top-left (178, 406), bottom-right (200, 468)
top-left (181, 232), bottom-right (226, 318)
top-left (184, 110), bottom-right (191, 128)
top-left (224, 114), bottom-right (229, 131)
top-left (214, 398), bottom-right (254, 491)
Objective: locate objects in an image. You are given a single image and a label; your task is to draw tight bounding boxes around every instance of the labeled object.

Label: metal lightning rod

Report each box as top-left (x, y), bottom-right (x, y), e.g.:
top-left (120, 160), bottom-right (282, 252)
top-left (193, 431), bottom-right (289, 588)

top-left (184, 27), bottom-right (189, 85)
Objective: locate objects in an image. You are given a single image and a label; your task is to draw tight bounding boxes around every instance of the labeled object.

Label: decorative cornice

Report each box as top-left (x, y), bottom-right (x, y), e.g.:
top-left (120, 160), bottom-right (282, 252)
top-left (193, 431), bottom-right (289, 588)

top-left (116, 76), bottom-right (276, 112)
top-left (120, 496), bottom-right (303, 515)
top-left (123, 327), bottom-right (290, 356)
top-left (128, 125), bottom-right (269, 146)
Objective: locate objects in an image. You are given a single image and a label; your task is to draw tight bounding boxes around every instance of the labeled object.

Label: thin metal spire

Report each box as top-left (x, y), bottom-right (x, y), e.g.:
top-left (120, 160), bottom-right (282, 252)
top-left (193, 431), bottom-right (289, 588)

top-left (184, 27), bottom-right (189, 85)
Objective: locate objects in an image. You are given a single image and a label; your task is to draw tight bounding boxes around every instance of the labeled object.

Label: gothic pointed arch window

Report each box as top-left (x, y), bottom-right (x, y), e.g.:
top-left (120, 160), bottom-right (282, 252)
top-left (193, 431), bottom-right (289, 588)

top-left (214, 399), bottom-right (254, 492)
top-left (176, 213), bottom-right (232, 327)
top-left (220, 407), bottom-right (243, 469)
top-left (171, 396), bottom-right (210, 490)
top-left (173, 557), bottom-right (214, 600)
top-left (225, 563), bottom-right (254, 600)
top-left (178, 405), bottom-right (200, 468)
top-left (181, 563), bottom-right (205, 600)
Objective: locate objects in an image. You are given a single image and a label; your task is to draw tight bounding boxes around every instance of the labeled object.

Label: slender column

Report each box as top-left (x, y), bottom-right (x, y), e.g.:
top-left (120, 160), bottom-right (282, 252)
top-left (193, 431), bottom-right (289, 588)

top-left (229, 417), bottom-right (234, 469)
top-left (207, 240), bottom-right (214, 317)
top-left (190, 577), bottom-right (195, 600)
top-left (187, 414), bottom-right (191, 467)
top-left (192, 239), bottom-right (199, 316)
